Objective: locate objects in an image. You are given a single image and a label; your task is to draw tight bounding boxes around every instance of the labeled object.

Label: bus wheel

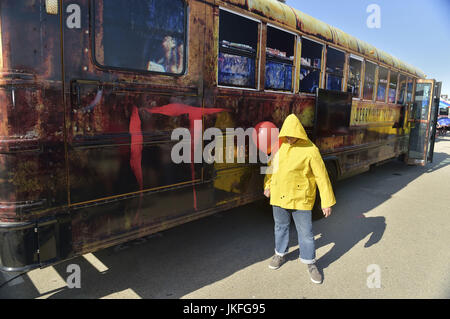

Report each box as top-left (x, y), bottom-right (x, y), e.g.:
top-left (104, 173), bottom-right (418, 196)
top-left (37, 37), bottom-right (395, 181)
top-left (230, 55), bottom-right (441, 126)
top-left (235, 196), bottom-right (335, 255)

top-left (312, 161), bottom-right (338, 221)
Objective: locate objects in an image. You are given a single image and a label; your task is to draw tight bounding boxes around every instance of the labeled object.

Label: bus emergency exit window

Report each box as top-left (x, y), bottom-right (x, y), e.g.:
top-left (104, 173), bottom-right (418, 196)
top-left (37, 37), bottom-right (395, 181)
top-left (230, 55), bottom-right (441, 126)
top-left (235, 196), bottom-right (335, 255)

top-left (93, 0), bottom-right (187, 75)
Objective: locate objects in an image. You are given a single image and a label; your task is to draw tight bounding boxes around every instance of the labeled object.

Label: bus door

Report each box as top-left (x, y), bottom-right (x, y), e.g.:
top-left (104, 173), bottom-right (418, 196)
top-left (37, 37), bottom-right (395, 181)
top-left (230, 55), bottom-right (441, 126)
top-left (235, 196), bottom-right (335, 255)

top-left (407, 79), bottom-right (440, 165)
top-left (427, 82), bottom-right (442, 163)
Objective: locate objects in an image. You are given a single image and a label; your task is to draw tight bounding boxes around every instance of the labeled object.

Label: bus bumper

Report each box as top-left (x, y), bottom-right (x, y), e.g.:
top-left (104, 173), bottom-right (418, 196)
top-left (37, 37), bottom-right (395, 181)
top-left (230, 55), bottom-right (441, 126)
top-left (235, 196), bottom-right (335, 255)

top-left (0, 221), bottom-right (38, 272)
top-left (0, 216), bottom-right (72, 273)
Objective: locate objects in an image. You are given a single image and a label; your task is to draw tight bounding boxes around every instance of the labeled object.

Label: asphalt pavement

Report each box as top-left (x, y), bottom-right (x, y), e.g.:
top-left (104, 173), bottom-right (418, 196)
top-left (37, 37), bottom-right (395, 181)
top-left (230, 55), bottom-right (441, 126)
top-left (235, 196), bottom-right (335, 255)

top-left (1, 136), bottom-right (449, 299)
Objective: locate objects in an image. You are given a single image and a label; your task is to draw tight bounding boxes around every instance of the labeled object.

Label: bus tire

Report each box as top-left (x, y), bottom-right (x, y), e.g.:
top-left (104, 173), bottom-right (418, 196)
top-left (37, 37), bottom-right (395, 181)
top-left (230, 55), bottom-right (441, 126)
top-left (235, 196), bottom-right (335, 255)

top-left (312, 161), bottom-right (338, 221)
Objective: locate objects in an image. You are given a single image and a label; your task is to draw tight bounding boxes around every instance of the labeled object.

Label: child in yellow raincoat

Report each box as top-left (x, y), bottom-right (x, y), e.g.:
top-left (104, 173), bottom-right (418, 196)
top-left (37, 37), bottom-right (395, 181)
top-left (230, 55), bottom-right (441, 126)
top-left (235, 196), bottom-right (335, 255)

top-left (264, 114), bottom-right (336, 284)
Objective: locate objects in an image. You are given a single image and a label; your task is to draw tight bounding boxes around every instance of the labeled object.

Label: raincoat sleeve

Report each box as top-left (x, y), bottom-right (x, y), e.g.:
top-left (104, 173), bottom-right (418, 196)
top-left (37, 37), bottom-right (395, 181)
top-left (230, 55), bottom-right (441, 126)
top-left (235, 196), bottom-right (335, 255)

top-left (263, 173), bottom-right (271, 191)
top-left (310, 150), bottom-right (336, 208)
top-left (263, 151), bottom-right (278, 190)
top-left (263, 161), bottom-right (273, 190)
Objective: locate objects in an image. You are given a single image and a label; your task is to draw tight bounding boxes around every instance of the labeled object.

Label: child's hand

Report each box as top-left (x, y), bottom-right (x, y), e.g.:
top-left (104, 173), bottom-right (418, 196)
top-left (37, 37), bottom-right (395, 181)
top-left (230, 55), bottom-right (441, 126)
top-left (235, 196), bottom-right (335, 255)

top-left (322, 207), bottom-right (332, 218)
top-left (264, 189), bottom-right (270, 198)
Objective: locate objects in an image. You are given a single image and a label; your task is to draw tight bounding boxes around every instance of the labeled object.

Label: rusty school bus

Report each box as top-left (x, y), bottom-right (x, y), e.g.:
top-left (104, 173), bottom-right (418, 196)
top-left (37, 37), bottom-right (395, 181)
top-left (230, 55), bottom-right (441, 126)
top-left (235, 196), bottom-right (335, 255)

top-left (0, 0), bottom-right (440, 272)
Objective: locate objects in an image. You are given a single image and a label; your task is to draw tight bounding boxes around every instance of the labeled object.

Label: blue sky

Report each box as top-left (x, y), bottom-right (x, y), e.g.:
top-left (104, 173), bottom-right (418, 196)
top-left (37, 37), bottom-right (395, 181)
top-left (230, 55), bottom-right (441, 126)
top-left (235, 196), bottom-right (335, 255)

top-left (285, 0), bottom-right (450, 96)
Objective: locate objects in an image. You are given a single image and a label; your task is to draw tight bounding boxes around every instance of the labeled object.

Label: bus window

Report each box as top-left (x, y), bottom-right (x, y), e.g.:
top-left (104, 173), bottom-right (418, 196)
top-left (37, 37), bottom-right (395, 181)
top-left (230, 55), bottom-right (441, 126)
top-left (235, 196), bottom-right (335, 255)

top-left (299, 38), bottom-right (323, 94)
top-left (325, 47), bottom-right (345, 91)
top-left (407, 78), bottom-right (415, 102)
top-left (363, 61), bottom-right (377, 100)
top-left (388, 71), bottom-right (398, 104)
top-left (347, 56), bottom-right (362, 98)
top-left (265, 26), bottom-right (295, 92)
top-left (398, 74), bottom-right (407, 105)
top-left (93, 0), bottom-right (186, 74)
top-left (376, 67), bottom-right (388, 102)
top-left (218, 10), bottom-right (259, 89)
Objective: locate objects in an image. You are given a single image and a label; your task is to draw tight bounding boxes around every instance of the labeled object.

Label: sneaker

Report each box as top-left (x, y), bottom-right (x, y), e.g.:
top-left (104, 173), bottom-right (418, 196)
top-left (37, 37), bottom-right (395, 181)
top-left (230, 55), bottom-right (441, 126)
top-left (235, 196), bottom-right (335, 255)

top-left (268, 255), bottom-right (284, 270)
top-left (307, 264), bottom-right (323, 284)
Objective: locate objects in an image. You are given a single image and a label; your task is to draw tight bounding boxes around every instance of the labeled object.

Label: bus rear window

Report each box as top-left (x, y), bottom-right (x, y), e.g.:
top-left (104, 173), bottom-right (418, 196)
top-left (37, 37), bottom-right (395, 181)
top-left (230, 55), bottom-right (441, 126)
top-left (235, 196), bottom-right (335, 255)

top-left (265, 26), bottom-right (295, 92)
top-left (218, 10), bottom-right (259, 88)
top-left (93, 0), bottom-right (186, 74)
top-left (0, 2), bottom-right (56, 75)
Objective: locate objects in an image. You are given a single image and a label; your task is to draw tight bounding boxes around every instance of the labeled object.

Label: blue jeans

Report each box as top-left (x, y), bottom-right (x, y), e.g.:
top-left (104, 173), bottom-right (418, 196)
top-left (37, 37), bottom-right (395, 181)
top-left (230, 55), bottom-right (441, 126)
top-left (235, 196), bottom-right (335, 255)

top-left (272, 206), bottom-right (316, 264)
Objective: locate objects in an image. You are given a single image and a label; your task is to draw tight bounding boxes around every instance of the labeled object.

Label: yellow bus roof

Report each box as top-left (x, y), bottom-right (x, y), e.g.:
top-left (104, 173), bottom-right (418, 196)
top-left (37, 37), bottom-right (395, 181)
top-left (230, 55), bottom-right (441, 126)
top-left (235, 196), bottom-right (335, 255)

top-left (220, 0), bottom-right (426, 78)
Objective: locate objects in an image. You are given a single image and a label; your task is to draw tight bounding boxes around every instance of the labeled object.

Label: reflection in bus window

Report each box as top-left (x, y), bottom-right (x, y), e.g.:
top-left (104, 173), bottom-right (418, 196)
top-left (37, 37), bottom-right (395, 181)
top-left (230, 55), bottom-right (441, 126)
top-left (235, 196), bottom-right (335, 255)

top-left (348, 57), bottom-right (362, 98)
top-left (148, 36), bottom-right (184, 73)
top-left (377, 67), bottom-right (388, 102)
top-left (218, 10), bottom-right (259, 88)
top-left (363, 61), bottom-right (376, 100)
top-left (388, 71), bottom-right (398, 104)
top-left (265, 26), bottom-right (295, 91)
top-left (94, 0), bottom-right (186, 74)
top-left (325, 47), bottom-right (345, 91)
top-left (398, 74), bottom-right (407, 105)
top-left (299, 38), bottom-right (323, 93)
top-left (218, 53), bottom-right (256, 87)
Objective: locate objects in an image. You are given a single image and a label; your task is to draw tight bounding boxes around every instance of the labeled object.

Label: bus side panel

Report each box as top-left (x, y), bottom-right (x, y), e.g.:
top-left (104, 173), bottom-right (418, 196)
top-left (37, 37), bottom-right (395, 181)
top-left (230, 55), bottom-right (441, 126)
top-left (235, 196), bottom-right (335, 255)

top-left (203, 88), bottom-right (317, 206)
top-left (0, 1), bottom-right (72, 270)
top-left (316, 100), bottom-right (408, 177)
top-left (0, 1), bottom-right (67, 223)
top-left (60, 0), bottom-right (219, 255)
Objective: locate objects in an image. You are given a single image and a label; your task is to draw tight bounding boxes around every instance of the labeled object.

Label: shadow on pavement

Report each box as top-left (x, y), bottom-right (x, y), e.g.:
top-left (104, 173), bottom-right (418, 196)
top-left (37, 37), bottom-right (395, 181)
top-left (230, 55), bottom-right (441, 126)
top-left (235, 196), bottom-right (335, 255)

top-left (1, 145), bottom-right (449, 299)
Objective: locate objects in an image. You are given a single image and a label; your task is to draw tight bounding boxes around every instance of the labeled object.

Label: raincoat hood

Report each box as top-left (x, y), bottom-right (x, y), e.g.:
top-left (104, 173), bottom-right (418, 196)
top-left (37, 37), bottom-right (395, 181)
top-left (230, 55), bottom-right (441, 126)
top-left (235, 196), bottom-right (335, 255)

top-left (278, 114), bottom-right (309, 142)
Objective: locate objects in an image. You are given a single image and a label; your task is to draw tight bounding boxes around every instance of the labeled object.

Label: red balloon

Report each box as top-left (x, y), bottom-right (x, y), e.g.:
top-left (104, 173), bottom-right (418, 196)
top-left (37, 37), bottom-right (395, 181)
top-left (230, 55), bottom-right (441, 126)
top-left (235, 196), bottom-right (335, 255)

top-left (252, 121), bottom-right (279, 154)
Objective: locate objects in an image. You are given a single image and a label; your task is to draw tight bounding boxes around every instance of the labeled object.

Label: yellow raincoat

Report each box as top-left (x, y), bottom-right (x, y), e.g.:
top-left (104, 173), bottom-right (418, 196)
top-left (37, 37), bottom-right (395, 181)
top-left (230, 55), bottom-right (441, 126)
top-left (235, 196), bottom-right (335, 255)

top-left (264, 114), bottom-right (336, 210)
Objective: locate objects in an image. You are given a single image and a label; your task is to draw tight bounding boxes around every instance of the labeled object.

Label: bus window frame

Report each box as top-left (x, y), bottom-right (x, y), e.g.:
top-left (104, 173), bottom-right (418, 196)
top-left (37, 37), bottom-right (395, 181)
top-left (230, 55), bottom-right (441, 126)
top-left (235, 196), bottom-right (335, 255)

top-left (388, 70), bottom-right (399, 104)
top-left (324, 45), bottom-right (346, 92)
top-left (376, 65), bottom-right (389, 103)
top-left (406, 77), bottom-right (417, 122)
top-left (406, 77), bottom-right (416, 103)
top-left (90, 0), bottom-right (189, 77)
top-left (362, 60), bottom-right (377, 102)
top-left (348, 53), bottom-right (363, 99)
top-left (398, 73), bottom-right (408, 105)
top-left (299, 36), bottom-right (325, 95)
top-left (217, 7), bottom-right (262, 91)
top-left (264, 23), bottom-right (298, 94)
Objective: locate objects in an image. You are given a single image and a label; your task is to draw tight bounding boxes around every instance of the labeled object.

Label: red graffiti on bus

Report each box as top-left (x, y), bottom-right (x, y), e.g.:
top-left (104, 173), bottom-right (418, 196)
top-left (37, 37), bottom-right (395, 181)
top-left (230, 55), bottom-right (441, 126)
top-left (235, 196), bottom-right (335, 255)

top-left (129, 103), bottom-right (228, 222)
